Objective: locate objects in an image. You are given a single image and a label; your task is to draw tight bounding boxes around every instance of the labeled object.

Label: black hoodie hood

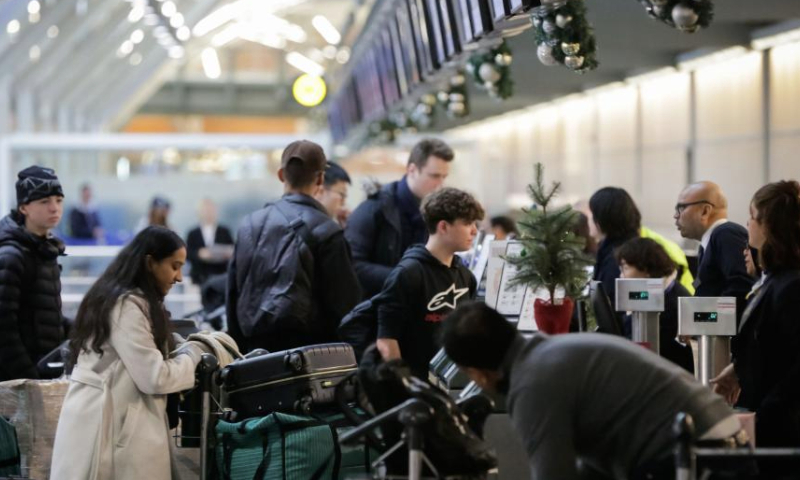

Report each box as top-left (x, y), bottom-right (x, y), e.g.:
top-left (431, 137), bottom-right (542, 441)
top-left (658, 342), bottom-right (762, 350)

top-left (0, 213), bottom-right (65, 260)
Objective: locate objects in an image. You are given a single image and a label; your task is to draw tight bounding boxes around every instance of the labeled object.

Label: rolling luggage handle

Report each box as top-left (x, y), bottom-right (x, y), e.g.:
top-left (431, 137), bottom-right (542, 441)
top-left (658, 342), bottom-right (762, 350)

top-left (340, 398), bottom-right (438, 480)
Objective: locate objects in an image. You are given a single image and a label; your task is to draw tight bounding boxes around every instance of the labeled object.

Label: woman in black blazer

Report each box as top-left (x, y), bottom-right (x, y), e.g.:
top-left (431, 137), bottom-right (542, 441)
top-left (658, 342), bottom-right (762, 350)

top-left (615, 237), bottom-right (695, 373)
top-left (712, 180), bottom-right (800, 450)
top-left (589, 187), bottom-right (641, 314)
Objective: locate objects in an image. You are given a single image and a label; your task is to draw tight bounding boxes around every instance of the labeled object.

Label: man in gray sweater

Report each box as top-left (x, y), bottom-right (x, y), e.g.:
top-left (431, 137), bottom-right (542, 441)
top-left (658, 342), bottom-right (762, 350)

top-left (442, 302), bottom-right (742, 480)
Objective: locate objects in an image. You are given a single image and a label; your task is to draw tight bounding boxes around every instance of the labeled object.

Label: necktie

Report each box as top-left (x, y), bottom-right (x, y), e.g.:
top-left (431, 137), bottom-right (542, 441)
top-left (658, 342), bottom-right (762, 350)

top-left (697, 245), bottom-right (705, 266)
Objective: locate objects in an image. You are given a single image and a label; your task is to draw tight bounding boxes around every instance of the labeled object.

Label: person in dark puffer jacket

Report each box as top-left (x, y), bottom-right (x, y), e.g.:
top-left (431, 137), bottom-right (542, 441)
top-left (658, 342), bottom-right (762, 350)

top-left (0, 166), bottom-right (66, 381)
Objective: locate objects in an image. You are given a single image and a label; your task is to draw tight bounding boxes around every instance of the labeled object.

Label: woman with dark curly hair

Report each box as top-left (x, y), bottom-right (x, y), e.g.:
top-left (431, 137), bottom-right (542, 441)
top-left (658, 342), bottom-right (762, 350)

top-left (615, 237), bottom-right (694, 373)
top-left (712, 180), bottom-right (800, 452)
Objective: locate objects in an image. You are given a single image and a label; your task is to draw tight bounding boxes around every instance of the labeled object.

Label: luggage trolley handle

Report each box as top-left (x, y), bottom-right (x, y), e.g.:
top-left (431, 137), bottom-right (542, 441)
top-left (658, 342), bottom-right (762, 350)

top-left (198, 353), bottom-right (220, 480)
top-left (340, 398), bottom-right (438, 480)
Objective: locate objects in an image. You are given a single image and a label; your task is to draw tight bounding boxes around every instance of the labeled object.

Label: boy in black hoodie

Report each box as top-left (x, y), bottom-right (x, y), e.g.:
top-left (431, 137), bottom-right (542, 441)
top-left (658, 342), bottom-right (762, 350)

top-left (376, 187), bottom-right (484, 378)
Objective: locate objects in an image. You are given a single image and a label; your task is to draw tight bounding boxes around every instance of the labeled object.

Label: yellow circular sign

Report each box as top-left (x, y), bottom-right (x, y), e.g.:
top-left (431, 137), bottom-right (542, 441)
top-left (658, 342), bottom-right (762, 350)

top-left (292, 74), bottom-right (327, 107)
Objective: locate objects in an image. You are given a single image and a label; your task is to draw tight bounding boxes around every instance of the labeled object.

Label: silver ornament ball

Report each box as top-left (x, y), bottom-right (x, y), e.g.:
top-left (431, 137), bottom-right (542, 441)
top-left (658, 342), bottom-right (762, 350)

top-left (449, 92), bottom-right (465, 103)
top-left (561, 42), bottom-right (580, 55)
top-left (671, 4), bottom-right (699, 30)
top-left (478, 62), bottom-right (501, 83)
top-left (531, 16), bottom-right (542, 28)
top-left (555, 14), bottom-right (573, 28)
top-left (537, 44), bottom-right (559, 66)
top-left (449, 102), bottom-right (466, 116)
top-left (564, 55), bottom-right (585, 70)
top-left (437, 91), bottom-right (449, 103)
top-left (543, 19), bottom-right (557, 35)
top-left (652, 5), bottom-right (665, 16)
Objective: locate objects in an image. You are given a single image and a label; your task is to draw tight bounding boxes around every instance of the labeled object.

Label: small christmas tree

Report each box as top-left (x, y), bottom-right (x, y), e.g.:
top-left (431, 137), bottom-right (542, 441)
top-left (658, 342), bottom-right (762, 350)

top-left (507, 163), bottom-right (592, 305)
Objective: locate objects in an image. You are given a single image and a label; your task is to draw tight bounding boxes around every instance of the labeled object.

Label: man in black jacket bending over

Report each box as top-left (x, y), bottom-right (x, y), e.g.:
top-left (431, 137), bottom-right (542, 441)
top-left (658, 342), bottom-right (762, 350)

top-left (0, 166), bottom-right (66, 380)
top-left (346, 138), bottom-right (454, 298)
top-left (227, 140), bottom-right (361, 353)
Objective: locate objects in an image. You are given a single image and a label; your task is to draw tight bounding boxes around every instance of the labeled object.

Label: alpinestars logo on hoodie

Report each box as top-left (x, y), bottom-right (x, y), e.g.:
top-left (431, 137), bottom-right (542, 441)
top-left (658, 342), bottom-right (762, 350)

top-left (425, 283), bottom-right (469, 323)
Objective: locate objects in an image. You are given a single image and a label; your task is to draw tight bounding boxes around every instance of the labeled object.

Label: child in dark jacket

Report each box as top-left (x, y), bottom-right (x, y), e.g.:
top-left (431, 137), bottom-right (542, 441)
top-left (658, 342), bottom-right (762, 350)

top-left (376, 187), bottom-right (484, 379)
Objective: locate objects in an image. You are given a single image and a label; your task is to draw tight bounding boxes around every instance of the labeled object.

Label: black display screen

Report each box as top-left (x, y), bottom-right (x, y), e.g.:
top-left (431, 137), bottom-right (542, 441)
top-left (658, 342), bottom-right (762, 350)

top-left (396, 4), bottom-right (421, 86)
top-left (424, 0), bottom-right (446, 67)
top-left (467, 0), bottom-right (492, 38)
top-left (455, 0), bottom-right (474, 45)
top-left (628, 291), bottom-right (650, 300)
top-left (694, 312), bottom-right (719, 323)
top-left (490, 0), bottom-right (507, 23)
top-left (438, 0), bottom-right (458, 58)
top-left (408, 0), bottom-right (434, 76)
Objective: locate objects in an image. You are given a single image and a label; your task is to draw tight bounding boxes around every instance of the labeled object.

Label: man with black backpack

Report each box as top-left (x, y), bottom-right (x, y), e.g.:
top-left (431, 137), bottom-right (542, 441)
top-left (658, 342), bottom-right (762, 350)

top-left (227, 140), bottom-right (361, 353)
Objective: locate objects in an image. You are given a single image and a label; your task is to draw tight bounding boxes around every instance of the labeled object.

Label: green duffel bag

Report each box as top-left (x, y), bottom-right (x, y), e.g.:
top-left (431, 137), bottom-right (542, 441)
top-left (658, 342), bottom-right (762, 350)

top-left (216, 411), bottom-right (376, 480)
top-left (0, 416), bottom-right (20, 477)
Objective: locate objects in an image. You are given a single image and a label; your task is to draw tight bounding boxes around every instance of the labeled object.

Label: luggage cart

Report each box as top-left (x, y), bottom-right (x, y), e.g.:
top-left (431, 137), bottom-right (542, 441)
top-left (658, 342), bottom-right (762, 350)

top-left (673, 413), bottom-right (800, 480)
top-left (175, 353), bottom-right (222, 480)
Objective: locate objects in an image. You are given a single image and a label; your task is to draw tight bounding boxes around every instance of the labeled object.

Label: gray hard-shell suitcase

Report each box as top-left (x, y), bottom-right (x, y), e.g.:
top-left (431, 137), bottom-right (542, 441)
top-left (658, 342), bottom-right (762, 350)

top-left (219, 343), bottom-right (357, 419)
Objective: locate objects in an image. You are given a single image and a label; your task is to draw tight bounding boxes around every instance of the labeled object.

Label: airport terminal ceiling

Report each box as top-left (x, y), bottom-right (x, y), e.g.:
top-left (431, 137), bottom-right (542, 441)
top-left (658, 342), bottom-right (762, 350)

top-left (0, 0), bottom-right (798, 135)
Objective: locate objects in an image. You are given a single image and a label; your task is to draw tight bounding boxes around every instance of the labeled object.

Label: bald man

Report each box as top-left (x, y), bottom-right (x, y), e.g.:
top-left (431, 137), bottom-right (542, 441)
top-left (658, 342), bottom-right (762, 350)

top-left (674, 182), bottom-right (753, 322)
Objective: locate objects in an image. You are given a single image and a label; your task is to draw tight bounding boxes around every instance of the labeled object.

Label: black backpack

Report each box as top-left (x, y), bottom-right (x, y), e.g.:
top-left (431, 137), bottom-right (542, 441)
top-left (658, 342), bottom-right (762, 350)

top-left (235, 200), bottom-right (335, 338)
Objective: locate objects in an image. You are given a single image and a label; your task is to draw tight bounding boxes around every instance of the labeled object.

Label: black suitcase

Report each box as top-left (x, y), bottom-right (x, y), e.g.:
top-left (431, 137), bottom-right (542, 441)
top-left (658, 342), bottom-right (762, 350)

top-left (219, 343), bottom-right (357, 419)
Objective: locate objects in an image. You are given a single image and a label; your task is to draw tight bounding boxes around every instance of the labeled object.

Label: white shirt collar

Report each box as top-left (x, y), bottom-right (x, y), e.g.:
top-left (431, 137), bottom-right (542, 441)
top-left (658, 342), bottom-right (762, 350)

top-left (700, 218), bottom-right (728, 250)
top-left (200, 224), bottom-right (216, 247)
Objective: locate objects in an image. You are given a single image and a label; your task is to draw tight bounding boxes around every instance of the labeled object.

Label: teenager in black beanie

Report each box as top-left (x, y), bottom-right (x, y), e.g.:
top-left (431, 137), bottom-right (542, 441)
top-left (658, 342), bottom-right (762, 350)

top-left (0, 165), bottom-right (66, 380)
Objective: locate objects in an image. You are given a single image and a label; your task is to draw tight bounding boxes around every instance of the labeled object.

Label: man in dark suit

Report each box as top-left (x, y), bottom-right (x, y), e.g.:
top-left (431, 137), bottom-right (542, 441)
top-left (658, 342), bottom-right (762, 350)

top-left (674, 181), bottom-right (754, 315)
top-left (186, 198), bottom-right (234, 286)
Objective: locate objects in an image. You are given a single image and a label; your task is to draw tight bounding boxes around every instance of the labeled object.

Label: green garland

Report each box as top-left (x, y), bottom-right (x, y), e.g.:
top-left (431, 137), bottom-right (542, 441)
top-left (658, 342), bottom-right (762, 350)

top-left (531, 0), bottom-right (598, 73)
top-left (638, 0), bottom-right (713, 33)
top-left (467, 39), bottom-right (514, 100)
top-left (367, 112), bottom-right (418, 144)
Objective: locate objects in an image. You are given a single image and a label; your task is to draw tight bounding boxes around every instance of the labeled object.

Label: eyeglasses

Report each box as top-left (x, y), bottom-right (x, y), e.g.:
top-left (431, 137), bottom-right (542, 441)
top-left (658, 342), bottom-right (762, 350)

top-left (674, 200), bottom-right (715, 215)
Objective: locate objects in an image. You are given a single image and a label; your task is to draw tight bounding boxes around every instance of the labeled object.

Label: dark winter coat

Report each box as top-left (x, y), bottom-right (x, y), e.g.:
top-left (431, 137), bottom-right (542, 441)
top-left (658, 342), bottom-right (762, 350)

top-left (0, 213), bottom-right (65, 380)
top-left (345, 180), bottom-right (428, 298)
top-left (226, 194), bottom-right (361, 353)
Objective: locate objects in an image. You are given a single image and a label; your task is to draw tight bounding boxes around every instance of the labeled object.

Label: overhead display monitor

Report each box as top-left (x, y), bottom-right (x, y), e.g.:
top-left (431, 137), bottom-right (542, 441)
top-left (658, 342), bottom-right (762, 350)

top-left (377, 29), bottom-right (401, 107)
top-left (438, 0), bottom-right (460, 58)
top-left (489, 0), bottom-right (508, 23)
top-left (454, 0), bottom-right (475, 46)
top-left (396, 3), bottom-right (422, 87)
top-left (423, 0), bottom-right (446, 66)
top-left (508, 0), bottom-right (539, 15)
top-left (407, 0), bottom-right (435, 75)
top-left (387, 17), bottom-right (410, 97)
top-left (467, 0), bottom-right (493, 38)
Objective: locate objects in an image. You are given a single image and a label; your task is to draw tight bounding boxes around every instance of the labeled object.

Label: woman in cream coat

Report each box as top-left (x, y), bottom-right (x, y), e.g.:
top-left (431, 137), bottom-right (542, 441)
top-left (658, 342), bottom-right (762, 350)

top-left (52, 227), bottom-right (206, 480)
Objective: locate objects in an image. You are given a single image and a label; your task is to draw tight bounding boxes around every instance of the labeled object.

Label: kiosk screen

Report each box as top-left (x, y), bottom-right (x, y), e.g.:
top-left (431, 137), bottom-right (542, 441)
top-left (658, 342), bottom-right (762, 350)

top-left (694, 312), bottom-right (719, 323)
top-left (628, 291), bottom-right (650, 300)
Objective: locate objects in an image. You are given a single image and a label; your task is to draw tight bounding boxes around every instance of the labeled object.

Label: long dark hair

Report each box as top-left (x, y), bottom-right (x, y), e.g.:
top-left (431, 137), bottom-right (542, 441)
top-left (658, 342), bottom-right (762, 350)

top-left (751, 180), bottom-right (800, 272)
top-left (589, 187), bottom-right (641, 241)
top-left (69, 226), bottom-right (185, 364)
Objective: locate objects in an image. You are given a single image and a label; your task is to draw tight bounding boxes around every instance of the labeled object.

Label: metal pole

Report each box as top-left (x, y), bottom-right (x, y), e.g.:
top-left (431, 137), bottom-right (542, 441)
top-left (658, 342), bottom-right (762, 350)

top-left (632, 311), bottom-right (660, 356)
top-left (699, 335), bottom-right (711, 385)
top-left (0, 137), bottom-right (10, 216)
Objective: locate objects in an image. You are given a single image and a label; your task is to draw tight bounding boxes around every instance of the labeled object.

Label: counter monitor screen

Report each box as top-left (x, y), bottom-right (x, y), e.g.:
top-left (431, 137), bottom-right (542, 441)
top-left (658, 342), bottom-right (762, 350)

top-left (628, 291), bottom-right (650, 300)
top-left (694, 312), bottom-right (719, 323)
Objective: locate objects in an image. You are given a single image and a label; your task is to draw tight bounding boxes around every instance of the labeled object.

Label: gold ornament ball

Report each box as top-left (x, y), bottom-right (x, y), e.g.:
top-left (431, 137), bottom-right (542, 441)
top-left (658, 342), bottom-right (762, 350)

top-left (451, 74), bottom-right (466, 86)
top-left (449, 102), bottom-right (466, 115)
top-left (561, 42), bottom-right (580, 56)
top-left (564, 55), bottom-right (585, 70)
top-left (494, 53), bottom-right (513, 66)
top-left (449, 92), bottom-right (465, 103)
top-left (421, 94), bottom-right (436, 106)
top-left (437, 91), bottom-right (449, 103)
